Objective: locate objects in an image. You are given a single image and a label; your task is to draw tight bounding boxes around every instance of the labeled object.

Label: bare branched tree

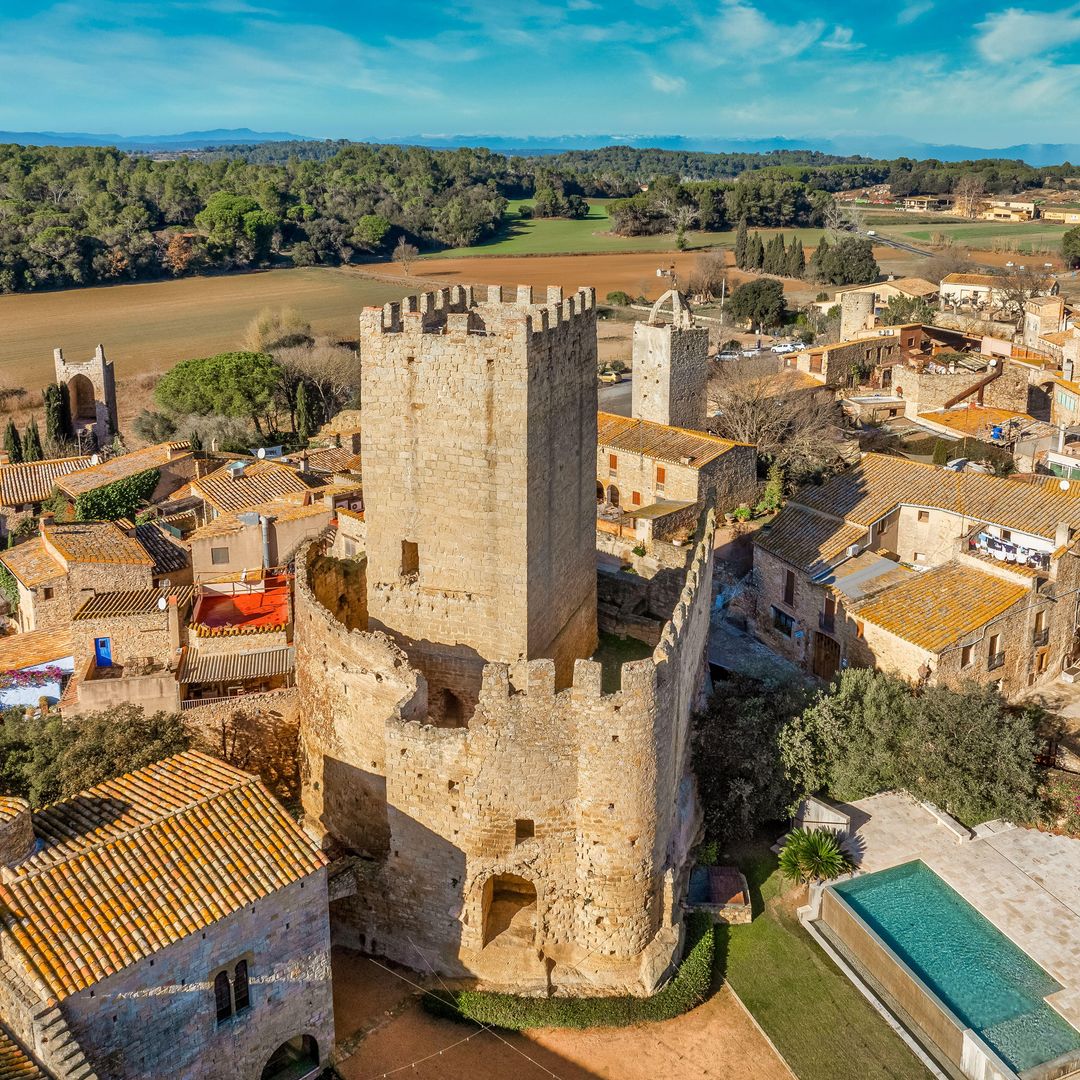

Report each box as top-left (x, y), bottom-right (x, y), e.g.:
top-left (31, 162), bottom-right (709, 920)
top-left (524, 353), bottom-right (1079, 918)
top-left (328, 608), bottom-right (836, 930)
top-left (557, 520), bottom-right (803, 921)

top-left (686, 251), bottom-right (727, 301)
top-left (707, 355), bottom-right (846, 482)
top-left (992, 265), bottom-right (1053, 330)
top-left (823, 197), bottom-right (859, 237)
top-left (393, 236), bottom-right (420, 275)
top-left (275, 340), bottom-right (362, 419)
top-left (954, 176), bottom-right (986, 220)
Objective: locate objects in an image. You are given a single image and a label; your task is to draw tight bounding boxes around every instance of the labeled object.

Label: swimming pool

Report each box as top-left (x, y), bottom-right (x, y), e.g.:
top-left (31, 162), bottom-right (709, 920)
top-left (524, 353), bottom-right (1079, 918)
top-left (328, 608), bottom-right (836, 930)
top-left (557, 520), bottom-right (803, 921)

top-left (833, 861), bottom-right (1080, 1072)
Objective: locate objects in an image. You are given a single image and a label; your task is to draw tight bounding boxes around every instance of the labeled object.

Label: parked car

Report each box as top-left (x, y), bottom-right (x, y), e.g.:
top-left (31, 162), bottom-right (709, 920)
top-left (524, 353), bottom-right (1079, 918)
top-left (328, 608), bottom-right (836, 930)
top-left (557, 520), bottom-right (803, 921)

top-left (771, 342), bottom-right (797, 354)
top-left (718, 351), bottom-right (740, 361)
top-left (741, 348), bottom-right (760, 358)
top-left (598, 369), bottom-right (623, 384)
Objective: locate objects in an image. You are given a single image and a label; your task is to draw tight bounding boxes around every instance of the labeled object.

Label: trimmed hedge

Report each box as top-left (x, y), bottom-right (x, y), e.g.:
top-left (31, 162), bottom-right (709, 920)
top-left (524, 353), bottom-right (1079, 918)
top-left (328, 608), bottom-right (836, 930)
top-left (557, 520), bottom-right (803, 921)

top-left (422, 913), bottom-right (714, 1030)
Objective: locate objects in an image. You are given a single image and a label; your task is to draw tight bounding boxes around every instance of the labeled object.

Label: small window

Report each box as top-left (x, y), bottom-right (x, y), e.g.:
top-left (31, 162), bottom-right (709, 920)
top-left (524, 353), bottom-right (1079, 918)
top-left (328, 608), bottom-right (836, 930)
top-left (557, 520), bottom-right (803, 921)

top-left (210, 546), bottom-right (230, 565)
top-left (913, 551), bottom-right (927, 563)
top-left (214, 971), bottom-right (232, 1024)
top-left (989, 633), bottom-right (1000, 654)
top-left (917, 510), bottom-right (929, 523)
top-left (343, 539), bottom-right (356, 557)
top-left (656, 466), bottom-right (666, 490)
top-left (631, 491), bottom-right (641, 506)
top-left (515, 819), bottom-right (534, 844)
top-left (42, 587), bottom-right (54, 600)
top-left (608, 453), bottom-right (617, 475)
top-left (771, 607), bottom-right (795, 637)
top-left (401, 540), bottom-right (419, 577)
top-left (961, 643), bottom-right (974, 667)
top-left (233, 960), bottom-right (250, 1013)
top-left (1001, 529), bottom-right (1012, 542)
top-left (783, 569), bottom-right (795, 606)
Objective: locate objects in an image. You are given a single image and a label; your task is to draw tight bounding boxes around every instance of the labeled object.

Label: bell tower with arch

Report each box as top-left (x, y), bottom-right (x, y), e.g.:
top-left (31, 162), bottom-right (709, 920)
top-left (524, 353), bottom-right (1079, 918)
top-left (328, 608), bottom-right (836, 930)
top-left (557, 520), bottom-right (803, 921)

top-left (53, 343), bottom-right (119, 448)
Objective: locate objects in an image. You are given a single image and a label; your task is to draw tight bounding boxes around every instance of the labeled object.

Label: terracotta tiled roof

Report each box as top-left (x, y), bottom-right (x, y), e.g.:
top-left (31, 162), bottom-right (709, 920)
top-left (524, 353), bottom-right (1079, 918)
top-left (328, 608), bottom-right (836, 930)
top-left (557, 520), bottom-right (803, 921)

top-left (791, 453), bottom-right (1080, 540)
top-left (337, 507), bottom-right (365, 523)
top-left (0, 540), bottom-right (64, 588)
top-left (301, 446), bottom-right (362, 475)
top-left (188, 495), bottom-right (330, 541)
top-left (193, 460), bottom-right (317, 514)
top-left (836, 277), bottom-right (938, 299)
top-left (1, 751), bottom-right (326, 1000)
top-left (597, 412), bottom-right (746, 467)
top-left (44, 522), bottom-right (154, 567)
top-left (852, 561), bottom-right (1028, 652)
top-left (54, 442), bottom-right (189, 499)
top-left (0, 457), bottom-right (90, 508)
top-left (0, 629), bottom-right (72, 670)
top-left (754, 509), bottom-right (867, 575)
top-left (0, 1025), bottom-right (45, 1079)
top-left (0, 800), bottom-right (28, 826)
top-left (72, 586), bottom-right (195, 621)
top-left (941, 273), bottom-right (999, 288)
top-left (134, 522), bottom-right (189, 575)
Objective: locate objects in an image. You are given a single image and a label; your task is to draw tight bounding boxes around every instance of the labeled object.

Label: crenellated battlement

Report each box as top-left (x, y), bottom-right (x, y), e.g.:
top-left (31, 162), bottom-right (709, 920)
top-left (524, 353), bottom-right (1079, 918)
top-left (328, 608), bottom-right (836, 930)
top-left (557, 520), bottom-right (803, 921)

top-left (360, 284), bottom-right (596, 338)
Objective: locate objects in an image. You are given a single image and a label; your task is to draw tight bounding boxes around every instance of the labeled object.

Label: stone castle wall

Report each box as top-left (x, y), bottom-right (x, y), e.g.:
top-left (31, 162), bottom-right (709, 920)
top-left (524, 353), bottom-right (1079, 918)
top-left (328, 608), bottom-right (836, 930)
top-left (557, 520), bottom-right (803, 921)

top-left (294, 506), bottom-right (716, 995)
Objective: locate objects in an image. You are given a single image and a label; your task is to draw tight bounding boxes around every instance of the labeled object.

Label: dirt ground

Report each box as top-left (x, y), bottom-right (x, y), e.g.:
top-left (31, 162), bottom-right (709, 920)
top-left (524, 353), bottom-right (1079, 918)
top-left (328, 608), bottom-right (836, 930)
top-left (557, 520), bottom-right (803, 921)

top-left (331, 948), bottom-right (793, 1080)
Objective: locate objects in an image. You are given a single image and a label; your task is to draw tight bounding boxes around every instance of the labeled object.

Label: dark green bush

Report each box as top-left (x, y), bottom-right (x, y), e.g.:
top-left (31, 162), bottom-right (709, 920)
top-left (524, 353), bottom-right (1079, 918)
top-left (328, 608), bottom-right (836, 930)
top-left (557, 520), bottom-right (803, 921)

top-left (74, 467), bottom-right (160, 521)
top-left (423, 913), bottom-right (714, 1030)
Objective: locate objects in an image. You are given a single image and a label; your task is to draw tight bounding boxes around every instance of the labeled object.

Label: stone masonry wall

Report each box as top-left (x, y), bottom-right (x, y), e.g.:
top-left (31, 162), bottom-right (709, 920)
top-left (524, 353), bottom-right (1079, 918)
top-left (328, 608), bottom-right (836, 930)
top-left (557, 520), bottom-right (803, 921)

top-left (56, 872), bottom-right (333, 1080)
top-left (899, 362), bottom-right (1029, 418)
top-left (296, 506), bottom-right (715, 996)
top-left (631, 324), bottom-right (709, 431)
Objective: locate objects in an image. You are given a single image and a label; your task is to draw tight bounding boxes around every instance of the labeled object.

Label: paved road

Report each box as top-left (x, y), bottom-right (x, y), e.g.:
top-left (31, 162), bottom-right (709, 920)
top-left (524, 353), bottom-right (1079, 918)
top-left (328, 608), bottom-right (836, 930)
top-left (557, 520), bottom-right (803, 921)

top-left (598, 376), bottom-right (632, 416)
top-left (860, 230), bottom-right (935, 258)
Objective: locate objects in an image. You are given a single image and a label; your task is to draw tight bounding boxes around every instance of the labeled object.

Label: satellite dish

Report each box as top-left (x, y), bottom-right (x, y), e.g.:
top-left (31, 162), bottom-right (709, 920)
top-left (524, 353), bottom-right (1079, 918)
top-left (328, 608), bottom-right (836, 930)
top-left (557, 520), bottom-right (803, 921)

top-left (90, 453), bottom-right (100, 465)
top-left (1061, 480), bottom-right (1071, 492)
top-left (257, 447), bottom-right (266, 459)
top-left (157, 597), bottom-right (168, 611)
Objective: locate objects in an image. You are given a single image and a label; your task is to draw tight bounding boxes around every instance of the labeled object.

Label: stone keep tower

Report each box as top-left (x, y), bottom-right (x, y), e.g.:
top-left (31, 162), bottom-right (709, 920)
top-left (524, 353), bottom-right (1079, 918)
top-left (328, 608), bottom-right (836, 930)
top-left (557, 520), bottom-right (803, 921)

top-left (839, 290), bottom-right (876, 342)
top-left (360, 285), bottom-right (599, 715)
top-left (631, 292), bottom-right (709, 431)
top-left (54, 344), bottom-right (118, 447)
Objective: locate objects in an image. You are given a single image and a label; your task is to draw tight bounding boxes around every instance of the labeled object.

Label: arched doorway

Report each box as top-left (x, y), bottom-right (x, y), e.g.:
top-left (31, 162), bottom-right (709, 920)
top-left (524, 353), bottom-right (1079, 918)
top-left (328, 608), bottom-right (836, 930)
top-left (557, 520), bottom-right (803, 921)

top-left (262, 1035), bottom-right (319, 1080)
top-left (596, 481), bottom-right (604, 503)
top-left (67, 374), bottom-right (96, 421)
top-left (482, 873), bottom-right (537, 947)
top-left (440, 687), bottom-right (464, 727)
top-left (607, 485), bottom-right (620, 508)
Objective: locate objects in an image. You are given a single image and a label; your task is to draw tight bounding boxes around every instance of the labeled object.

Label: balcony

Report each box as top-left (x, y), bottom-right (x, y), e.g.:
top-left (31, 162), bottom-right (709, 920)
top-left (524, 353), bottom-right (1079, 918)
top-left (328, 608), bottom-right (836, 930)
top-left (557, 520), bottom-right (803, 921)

top-left (988, 651), bottom-right (1006, 671)
top-left (1033, 628), bottom-right (1050, 648)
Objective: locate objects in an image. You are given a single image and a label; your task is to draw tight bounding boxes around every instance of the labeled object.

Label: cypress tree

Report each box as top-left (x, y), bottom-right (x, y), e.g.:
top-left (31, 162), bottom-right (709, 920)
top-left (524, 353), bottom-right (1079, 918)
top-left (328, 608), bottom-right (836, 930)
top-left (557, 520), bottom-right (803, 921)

top-left (787, 236), bottom-right (806, 278)
top-left (3, 420), bottom-right (22, 464)
top-left (188, 430), bottom-right (203, 452)
top-left (734, 219), bottom-right (748, 269)
top-left (22, 418), bottom-right (42, 462)
top-left (810, 235), bottom-right (831, 282)
top-left (296, 381), bottom-right (318, 441)
top-left (747, 232), bottom-right (765, 271)
top-left (766, 234), bottom-right (786, 275)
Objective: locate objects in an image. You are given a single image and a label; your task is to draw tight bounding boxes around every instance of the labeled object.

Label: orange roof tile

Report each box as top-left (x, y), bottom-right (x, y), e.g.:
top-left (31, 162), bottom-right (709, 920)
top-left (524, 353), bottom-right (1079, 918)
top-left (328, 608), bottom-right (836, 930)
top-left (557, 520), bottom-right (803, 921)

top-left (0, 540), bottom-right (63, 588)
top-left (0, 457), bottom-right (90, 508)
top-left (597, 412), bottom-right (747, 467)
top-left (1, 751), bottom-right (326, 1000)
top-left (0, 629), bottom-right (72, 670)
top-left (42, 521), bottom-right (154, 567)
top-left (193, 460), bottom-right (319, 514)
top-left (852, 561), bottom-right (1028, 652)
top-left (0, 1025), bottom-right (45, 1079)
top-left (754, 510), bottom-right (867, 575)
top-left (54, 442), bottom-right (190, 499)
top-left (917, 406), bottom-right (1030, 437)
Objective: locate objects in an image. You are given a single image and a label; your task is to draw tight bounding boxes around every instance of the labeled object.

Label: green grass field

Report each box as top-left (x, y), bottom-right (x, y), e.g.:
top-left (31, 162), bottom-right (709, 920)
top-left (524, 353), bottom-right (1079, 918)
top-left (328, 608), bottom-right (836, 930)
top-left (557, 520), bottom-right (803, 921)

top-left (719, 841), bottom-right (932, 1080)
top-left (875, 219), bottom-right (1068, 253)
top-left (424, 199), bottom-right (753, 258)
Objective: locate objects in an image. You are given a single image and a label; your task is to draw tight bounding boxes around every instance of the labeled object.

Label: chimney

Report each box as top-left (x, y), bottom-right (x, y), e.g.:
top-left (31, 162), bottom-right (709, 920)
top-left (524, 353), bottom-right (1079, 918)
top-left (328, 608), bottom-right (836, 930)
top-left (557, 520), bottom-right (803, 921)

top-left (167, 594), bottom-right (181, 653)
top-left (226, 460), bottom-right (246, 481)
top-left (1059, 424), bottom-right (1067, 453)
top-left (38, 512), bottom-right (53, 537)
top-left (297, 456), bottom-right (308, 475)
top-left (1065, 357), bottom-right (1075, 383)
top-left (1056, 521), bottom-right (1072, 549)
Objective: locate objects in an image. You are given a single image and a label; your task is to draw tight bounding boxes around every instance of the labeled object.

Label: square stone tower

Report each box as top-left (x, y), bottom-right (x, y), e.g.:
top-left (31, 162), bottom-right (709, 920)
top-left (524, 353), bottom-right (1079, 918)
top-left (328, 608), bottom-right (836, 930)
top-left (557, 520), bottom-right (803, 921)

top-left (53, 344), bottom-right (118, 448)
top-left (631, 320), bottom-right (709, 431)
top-left (359, 285), bottom-right (599, 717)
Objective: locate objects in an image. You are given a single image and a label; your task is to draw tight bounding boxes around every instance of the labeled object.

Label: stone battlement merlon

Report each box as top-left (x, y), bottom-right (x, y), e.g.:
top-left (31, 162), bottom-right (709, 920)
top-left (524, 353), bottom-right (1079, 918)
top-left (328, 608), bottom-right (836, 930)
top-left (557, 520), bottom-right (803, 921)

top-left (361, 285), bottom-right (596, 338)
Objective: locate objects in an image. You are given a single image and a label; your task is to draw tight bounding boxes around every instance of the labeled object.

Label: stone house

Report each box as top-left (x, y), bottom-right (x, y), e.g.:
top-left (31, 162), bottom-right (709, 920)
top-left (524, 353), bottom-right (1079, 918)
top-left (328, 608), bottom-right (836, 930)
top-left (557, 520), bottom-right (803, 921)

top-left (596, 411), bottom-right (756, 541)
top-left (824, 277), bottom-right (939, 317)
top-left (296, 285), bottom-right (715, 996)
top-left (0, 519), bottom-right (156, 632)
top-left (0, 456), bottom-right (90, 540)
top-left (53, 441), bottom-right (198, 514)
top-left (939, 272), bottom-right (1057, 315)
top-left (751, 453), bottom-right (1080, 695)
top-left (191, 460), bottom-right (325, 523)
top-left (0, 750), bottom-right (333, 1080)
top-left (1041, 205), bottom-right (1080, 225)
top-left (793, 334), bottom-right (903, 388)
top-left (187, 496), bottom-right (331, 582)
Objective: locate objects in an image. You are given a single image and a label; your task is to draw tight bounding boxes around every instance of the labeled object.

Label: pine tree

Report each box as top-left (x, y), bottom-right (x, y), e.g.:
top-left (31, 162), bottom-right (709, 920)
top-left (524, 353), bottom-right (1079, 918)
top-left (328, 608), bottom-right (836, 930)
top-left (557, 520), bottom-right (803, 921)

top-left (747, 233), bottom-right (765, 271)
top-left (296, 381), bottom-right (319, 441)
top-left (734, 219), bottom-right (749, 269)
top-left (22, 418), bottom-right (42, 462)
top-left (3, 420), bottom-right (22, 465)
top-left (787, 236), bottom-right (806, 278)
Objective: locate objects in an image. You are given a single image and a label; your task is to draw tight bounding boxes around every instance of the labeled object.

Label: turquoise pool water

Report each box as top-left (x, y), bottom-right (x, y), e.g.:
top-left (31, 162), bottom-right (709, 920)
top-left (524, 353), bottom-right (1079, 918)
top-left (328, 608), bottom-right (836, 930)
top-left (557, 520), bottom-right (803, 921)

top-left (833, 861), bottom-right (1080, 1071)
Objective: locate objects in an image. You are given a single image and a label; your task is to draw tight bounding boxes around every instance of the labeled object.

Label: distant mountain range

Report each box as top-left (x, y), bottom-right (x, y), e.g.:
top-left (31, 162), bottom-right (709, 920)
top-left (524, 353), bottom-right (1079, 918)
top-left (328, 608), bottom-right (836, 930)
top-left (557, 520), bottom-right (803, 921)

top-left (0, 128), bottom-right (314, 150)
top-left (2, 128), bottom-right (1079, 166)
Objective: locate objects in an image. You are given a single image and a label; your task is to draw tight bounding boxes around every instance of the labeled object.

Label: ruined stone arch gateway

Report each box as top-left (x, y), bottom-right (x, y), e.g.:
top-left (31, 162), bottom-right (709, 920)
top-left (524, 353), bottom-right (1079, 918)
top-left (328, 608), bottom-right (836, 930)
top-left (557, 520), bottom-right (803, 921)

top-left (295, 285), bottom-right (715, 995)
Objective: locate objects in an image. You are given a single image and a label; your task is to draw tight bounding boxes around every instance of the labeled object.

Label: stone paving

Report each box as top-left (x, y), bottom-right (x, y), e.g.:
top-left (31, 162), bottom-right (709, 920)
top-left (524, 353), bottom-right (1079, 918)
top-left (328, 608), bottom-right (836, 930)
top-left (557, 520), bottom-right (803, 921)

top-left (838, 791), bottom-right (1080, 1031)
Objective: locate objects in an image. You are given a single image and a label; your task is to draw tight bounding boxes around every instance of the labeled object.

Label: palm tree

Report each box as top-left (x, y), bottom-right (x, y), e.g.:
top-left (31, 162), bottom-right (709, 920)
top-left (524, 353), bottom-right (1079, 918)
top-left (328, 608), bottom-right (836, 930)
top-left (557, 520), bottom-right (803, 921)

top-left (778, 828), bottom-right (852, 885)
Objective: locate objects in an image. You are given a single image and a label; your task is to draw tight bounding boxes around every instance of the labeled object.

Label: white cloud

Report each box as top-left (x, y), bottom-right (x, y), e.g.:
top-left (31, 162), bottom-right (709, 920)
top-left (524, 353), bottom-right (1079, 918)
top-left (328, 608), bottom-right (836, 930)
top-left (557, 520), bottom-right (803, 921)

top-left (650, 72), bottom-right (686, 93)
top-left (976, 4), bottom-right (1080, 62)
top-left (688, 0), bottom-right (824, 66)
top-left (896, 1), bottom-right (932, 24)
top-left (821, 26), bottom-right (860, 50)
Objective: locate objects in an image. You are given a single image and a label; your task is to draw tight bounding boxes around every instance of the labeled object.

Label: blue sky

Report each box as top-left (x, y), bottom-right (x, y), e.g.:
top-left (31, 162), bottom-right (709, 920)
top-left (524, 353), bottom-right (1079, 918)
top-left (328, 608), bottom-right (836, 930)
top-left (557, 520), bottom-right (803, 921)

top-left (1, 0), bottom-right (1079, 145)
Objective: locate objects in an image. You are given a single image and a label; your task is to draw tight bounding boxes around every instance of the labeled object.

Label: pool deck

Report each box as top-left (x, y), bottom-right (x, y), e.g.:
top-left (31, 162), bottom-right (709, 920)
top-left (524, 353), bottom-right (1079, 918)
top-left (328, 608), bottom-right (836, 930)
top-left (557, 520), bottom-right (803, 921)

top-left (837, 791), bottom-right (1080, 1032)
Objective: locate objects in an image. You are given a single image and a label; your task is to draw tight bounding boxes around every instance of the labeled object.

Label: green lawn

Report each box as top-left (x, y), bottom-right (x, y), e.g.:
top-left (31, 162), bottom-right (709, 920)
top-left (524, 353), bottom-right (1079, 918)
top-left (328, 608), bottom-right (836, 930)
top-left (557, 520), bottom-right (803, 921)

top-left (424, 199), bottom-right (745, 258)
top-left (718, 841), bottom-right (933, 1080)
top-left (875, 219), bottom-right (1067, 253)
